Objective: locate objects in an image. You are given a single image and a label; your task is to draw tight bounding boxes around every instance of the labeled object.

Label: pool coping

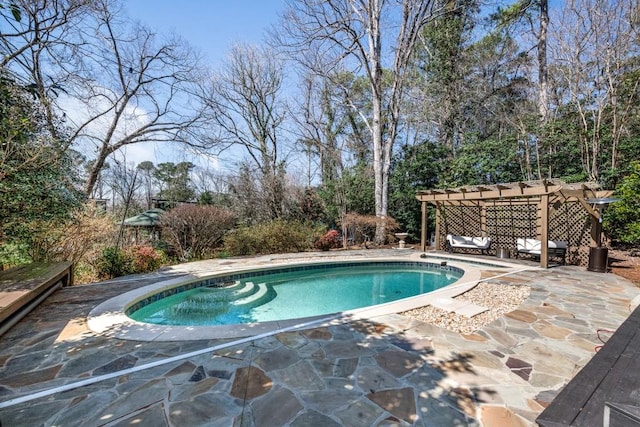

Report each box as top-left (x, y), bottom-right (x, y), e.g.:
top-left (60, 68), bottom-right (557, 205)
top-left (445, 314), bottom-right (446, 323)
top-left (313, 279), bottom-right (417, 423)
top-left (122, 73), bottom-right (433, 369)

top-left (87, 253), bottom-right (523, 341)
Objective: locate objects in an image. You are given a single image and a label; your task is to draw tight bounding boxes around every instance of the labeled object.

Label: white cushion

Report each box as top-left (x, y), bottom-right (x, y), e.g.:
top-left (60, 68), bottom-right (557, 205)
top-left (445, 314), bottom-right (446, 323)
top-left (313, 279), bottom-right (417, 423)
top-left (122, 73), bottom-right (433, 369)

top-left (517, 238), bottom-right (566, 254)
top-left (447, 235), bottom-right (491, 249)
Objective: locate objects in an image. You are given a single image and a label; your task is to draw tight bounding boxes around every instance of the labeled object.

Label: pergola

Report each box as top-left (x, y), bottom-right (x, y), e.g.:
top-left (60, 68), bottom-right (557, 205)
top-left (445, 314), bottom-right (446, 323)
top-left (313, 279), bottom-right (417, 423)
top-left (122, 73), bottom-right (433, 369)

top-left (415, 179), bottom-right (613, 268)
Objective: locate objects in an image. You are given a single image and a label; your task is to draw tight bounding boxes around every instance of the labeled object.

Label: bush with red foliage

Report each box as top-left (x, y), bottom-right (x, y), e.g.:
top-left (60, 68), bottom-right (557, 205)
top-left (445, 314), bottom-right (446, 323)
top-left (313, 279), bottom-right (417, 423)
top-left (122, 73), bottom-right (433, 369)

top-left (126, 245), bottom-right (166, 273)
top-left (314, 229), bottom-right (340, 251)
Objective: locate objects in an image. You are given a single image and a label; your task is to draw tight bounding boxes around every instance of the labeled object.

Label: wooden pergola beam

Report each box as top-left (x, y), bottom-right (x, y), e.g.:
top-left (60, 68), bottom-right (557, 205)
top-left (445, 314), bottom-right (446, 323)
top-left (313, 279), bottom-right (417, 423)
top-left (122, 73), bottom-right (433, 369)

top-left (416, 184), bottom-right (562, 202)
top-left (435, 200), bottom-right (485, 207)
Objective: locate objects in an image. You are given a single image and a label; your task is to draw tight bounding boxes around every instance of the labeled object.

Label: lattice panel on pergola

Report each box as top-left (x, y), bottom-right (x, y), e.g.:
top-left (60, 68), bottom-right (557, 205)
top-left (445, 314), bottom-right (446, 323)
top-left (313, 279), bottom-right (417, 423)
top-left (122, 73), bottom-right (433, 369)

top-left (436, 204), bottom-right (483, 253)
top-left (485, 201), bottom-right (537, 254)
top-left (440, 205), bottom-right (483, 237)
top-left (549, 200), bottom-right (592, 266)
top-left (437, 199), bottom-right (592, 265)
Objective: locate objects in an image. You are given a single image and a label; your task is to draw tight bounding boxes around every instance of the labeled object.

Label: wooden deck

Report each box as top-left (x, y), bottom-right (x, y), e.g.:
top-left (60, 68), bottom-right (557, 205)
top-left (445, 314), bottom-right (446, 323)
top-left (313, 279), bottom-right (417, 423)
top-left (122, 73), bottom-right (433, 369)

top-left (0, 262), bottom-right (73, 335)
top-left (536, 303), bottom-right (640, 426)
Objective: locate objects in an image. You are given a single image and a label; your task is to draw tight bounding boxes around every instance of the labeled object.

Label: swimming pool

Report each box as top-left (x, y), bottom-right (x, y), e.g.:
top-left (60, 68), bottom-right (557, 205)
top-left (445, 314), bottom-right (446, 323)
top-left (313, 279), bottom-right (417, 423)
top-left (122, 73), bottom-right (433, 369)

top-left (128, 262), bottom-right (462, 326)
top-left (87, 255), bottom-right (490, 341)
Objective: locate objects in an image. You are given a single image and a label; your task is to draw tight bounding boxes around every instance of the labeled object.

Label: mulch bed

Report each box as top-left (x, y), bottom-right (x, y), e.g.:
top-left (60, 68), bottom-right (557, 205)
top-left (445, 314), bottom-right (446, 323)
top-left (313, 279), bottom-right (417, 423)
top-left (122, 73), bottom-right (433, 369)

top-left (609, 248), bottom-right (640, 286)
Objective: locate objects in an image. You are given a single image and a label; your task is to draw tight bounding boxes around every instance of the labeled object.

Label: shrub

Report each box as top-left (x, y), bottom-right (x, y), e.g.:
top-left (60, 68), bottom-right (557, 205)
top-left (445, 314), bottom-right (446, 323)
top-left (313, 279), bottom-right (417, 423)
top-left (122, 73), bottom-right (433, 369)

top-left (224, 220), bottom-right (320, 256)
top-left (160, 205), bottom-right (236, 261)
top-left (0, 241), bottom-right (30, 270)
top-left (125, 245), bottom-right (167, 273)
top-left (314, 229), bottom-right (340, 251)
top-left (604, 161), bottom-right (640, 245)
top-left (90, 245), bottom-right (168, 281)
top-left (30, 202), bottom-right (117, 264)
top-left (223, 227), bottom-right (258, 256)
top-left (73, 262), bottom-right (97, 285)
top-left (9, 202), bottom-right (117, 282)
top-left (291, 187), bottom-right (328, 223)
top-left (95, 246), bottom-right (133, 279)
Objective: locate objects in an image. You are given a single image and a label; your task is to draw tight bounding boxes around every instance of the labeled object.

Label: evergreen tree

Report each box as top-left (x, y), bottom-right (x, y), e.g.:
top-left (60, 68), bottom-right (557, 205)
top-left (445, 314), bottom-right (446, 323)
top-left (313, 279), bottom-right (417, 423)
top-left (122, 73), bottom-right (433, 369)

top-left (0, 70), bottom-right (82, 260)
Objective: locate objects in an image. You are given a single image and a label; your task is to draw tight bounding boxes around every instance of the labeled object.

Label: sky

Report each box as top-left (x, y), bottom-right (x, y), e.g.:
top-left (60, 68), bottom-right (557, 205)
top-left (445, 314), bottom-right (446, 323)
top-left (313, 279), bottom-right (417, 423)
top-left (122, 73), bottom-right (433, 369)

top-left (124, 1), bottom-right (285, 68)
top-left (116, 0), bottom-right (287, 172)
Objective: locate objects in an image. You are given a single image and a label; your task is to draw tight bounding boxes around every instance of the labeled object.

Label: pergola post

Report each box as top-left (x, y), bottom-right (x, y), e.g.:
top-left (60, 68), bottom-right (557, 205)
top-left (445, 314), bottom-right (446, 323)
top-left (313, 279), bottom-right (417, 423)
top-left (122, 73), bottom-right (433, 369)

top-left (540, 194), bottom-right (549, 268)
top-left (435, 203), bottom-right (442, 250)
top-left (420, 201), bottom-right (427, 251)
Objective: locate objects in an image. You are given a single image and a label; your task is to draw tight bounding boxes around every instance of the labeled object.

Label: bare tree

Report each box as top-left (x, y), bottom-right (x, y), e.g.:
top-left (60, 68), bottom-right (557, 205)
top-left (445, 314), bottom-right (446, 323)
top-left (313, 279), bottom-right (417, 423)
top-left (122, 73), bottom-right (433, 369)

top-left (550, 0), bottom-right (640, 181)
top-left (276, 0), bottom-right (443, 243)
top-left (136, 161), bottom-right (156, 209)
top-left (0, 0), bottom-right (91, 141)
top-left (191, 165), bottom-right (229, 204)
top-left (106, 158), bottom-right (141, 211)
top-left (537, 0), bottom-right (549, 124)
top-left (1, 0), bottom-right (214, 197)
top-left (291, 71), bottom-right (380, 243)
top-left (292, 72), bottom-right (350, 185)
top-left (0, 0), bottom-right (89, 69)
top-left (206, 43), bottom-right (288, 219)
top-left (76, 2), bottom-right (212, 196)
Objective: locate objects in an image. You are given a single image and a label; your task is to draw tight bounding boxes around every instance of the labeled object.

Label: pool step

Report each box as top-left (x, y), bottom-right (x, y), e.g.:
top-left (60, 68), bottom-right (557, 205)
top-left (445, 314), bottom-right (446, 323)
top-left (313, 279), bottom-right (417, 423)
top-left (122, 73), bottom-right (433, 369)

top-left (171, 298), bottom-right (231, 317)
top-left (187, 281), bottom-right (255, 304)
top-left (227, 282), bottom-right (255, 298)
top-left (169, 281), bottom-right (276, 316)
top-left (171, 281), bottom-right (256, 315)
top-left (232, 282), bottom-right (275, 308)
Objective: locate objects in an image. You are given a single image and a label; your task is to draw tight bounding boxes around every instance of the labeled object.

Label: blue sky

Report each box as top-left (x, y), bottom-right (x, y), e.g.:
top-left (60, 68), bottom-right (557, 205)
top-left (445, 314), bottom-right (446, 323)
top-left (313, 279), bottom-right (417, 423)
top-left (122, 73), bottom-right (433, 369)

top-left (124, 1), bottom-right (286, 67)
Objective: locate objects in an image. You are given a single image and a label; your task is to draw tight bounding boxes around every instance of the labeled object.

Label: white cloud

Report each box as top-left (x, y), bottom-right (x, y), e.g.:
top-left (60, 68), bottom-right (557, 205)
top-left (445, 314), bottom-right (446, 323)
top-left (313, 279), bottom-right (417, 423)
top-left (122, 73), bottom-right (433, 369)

top-left (57, 90), bottom-right (220, 169)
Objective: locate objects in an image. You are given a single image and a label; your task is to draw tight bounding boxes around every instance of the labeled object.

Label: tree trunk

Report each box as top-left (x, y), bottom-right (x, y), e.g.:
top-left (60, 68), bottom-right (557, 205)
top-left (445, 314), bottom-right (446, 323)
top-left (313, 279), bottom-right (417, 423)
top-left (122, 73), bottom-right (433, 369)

top-left (368, 0), bottom-right (387, 244)
top-left (537, 0), bottom-right (549, 123)
top-left (85, 146), bottom-right (112, 197)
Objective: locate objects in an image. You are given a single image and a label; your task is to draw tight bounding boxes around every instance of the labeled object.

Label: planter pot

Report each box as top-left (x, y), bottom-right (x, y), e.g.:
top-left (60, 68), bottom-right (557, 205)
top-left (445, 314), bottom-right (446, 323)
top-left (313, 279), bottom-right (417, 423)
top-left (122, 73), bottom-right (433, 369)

top-left (496, 247), bottom-right (510, 259)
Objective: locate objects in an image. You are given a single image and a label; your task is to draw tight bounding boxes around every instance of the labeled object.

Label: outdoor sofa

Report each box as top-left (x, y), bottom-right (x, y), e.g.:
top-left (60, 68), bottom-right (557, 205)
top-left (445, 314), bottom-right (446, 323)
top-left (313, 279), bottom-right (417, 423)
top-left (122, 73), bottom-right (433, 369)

top-left (516, 238), bottom-right (567, 264)
top-left (445, 234), bottom-right (492, 254)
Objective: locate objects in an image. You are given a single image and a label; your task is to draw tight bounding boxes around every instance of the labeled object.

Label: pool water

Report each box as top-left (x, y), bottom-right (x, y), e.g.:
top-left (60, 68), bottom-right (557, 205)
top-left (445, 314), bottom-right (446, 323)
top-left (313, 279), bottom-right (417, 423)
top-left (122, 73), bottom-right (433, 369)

top-left (129, 264), bottom-right (460, 326)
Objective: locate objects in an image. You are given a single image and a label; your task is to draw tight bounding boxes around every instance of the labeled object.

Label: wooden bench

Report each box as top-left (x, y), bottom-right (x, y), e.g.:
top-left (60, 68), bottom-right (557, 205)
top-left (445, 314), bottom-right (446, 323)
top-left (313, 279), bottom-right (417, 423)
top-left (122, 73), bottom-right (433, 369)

top-left (516, 238), bottom-right (567, 264)
top-left (0, 262), bottom-right (73, 336)
top-left (445, 234), bottom-right (491, 255)
top-left (537, 304), bottom-right (640, 426)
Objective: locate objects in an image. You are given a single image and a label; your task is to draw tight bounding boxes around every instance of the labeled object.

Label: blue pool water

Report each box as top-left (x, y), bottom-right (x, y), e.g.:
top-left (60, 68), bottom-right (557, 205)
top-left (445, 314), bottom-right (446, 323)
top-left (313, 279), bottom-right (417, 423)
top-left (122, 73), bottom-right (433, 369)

top-left (129, 263), bottom-right (461, 326)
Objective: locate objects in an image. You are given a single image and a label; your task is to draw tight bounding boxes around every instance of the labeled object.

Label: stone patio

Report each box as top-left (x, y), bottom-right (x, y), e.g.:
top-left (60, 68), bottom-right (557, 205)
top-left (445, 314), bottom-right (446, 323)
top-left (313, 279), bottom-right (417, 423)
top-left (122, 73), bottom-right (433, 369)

top-left (0, 250), bottom-right (637, 426)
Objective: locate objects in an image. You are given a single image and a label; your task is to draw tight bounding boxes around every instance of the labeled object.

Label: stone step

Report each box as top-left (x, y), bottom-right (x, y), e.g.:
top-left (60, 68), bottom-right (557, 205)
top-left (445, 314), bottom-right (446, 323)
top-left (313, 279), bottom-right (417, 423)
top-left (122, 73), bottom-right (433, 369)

top-left (430, 297), bottom-right (488, 318)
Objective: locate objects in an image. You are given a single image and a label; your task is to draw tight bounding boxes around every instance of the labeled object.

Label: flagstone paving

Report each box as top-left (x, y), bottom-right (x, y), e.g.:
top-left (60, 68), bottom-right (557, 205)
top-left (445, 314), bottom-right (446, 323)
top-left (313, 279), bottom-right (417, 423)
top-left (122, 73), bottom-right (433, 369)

top-left (0, 250), bottom-right (638, 426)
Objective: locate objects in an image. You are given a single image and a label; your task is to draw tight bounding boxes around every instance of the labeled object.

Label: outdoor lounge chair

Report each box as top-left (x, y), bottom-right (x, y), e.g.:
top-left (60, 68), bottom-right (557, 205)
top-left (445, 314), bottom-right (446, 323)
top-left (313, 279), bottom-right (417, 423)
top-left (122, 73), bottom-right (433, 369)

top-left (516, 238), bottom-right (567, 264)
top-left (445, 234), bottom-right (491, 254)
